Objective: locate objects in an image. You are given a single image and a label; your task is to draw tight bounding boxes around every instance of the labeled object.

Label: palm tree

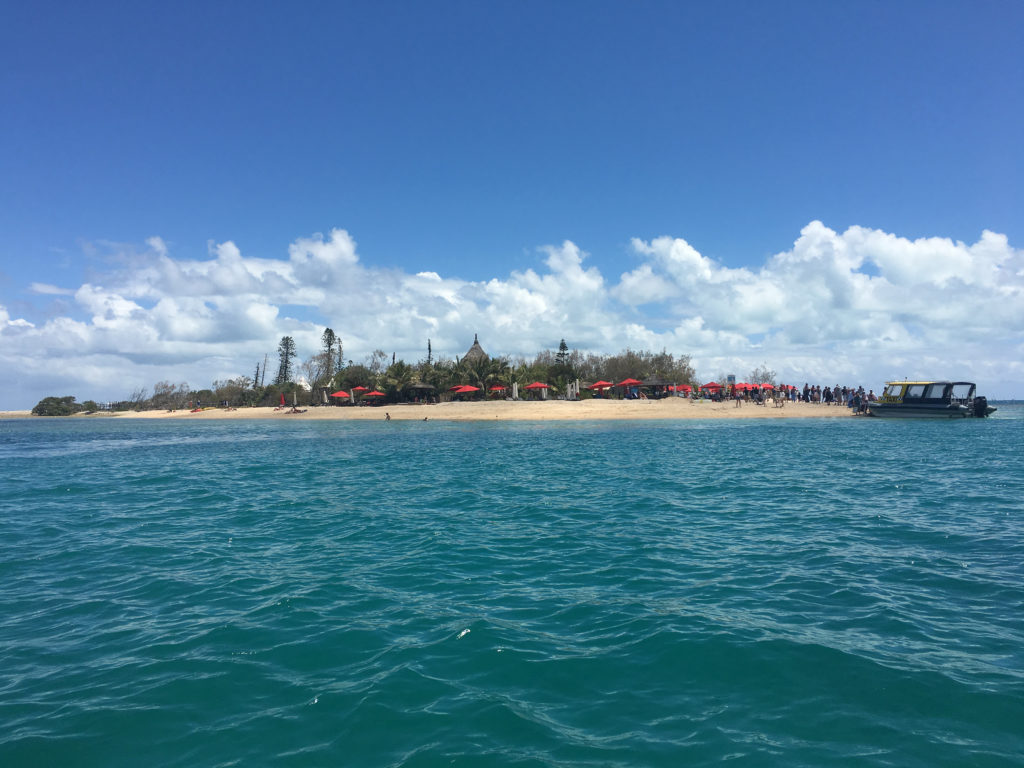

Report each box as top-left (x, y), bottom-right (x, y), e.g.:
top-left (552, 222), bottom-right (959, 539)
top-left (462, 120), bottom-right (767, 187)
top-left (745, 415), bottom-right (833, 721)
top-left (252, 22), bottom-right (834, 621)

top-left (382, 360), bottom-right (415, 401)
top-left (486, 357), bottom-right (512, 393)
top-left (460, 356), bottom-right (489, 391)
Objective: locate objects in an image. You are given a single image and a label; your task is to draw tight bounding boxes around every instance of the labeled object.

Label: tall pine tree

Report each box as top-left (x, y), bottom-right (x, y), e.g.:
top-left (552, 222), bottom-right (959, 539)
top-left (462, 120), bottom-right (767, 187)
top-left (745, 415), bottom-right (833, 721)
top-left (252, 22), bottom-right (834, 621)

top-left (275, 336), bottom-right (296, 384)
top-left (321, 328), bottom-right (338, 381)
top-left (556, 339), bottom-right (570, 366)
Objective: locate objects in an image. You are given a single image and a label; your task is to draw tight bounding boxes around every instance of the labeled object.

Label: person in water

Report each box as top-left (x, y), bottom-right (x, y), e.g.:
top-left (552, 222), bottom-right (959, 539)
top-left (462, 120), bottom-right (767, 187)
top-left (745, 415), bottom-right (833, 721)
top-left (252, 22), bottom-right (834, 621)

top-left (385, 412), bottom-right (391, 421)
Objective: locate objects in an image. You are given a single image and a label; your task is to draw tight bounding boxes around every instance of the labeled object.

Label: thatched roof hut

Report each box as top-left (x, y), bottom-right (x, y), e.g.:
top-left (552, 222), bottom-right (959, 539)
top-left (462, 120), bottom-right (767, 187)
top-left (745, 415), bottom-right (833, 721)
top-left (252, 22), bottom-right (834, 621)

top-left (463, 333), bottom-right (489, 363)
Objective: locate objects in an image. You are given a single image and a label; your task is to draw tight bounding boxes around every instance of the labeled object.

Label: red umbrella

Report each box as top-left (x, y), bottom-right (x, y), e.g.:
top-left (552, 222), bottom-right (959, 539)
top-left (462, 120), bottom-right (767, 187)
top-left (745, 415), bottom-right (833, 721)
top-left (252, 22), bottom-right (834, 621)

top-left (363, 390), bottom-right (386, 397)
top-left (760, 383), bottom-right (775, 390)
top-left (670, 384), bottom-right (692, 392)
top-left (524, 381), bottom-right (550, 390)
top-left (330, 390), bottom-right (350, 398)
top-left (279, 393), bottom-right (286, 406)
top-left (489, 385), bottom-right (507, 391)
top-left (588, 380), bottom-right (613, 389)
top-left (352, 386), bottom-right (369, 392)
top-left (452, 385), bottom-right (480, 394)
top-left (701, 382), bottom-right (722, 390)
top-left (617, 378), bottom-right (643, 387)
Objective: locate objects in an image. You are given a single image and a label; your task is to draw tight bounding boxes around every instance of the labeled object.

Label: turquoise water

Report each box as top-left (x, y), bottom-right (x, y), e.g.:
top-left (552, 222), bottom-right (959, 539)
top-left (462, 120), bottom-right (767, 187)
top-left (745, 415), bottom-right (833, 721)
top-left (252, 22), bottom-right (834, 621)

top-left (1, 411), bottom-right (1023, 767)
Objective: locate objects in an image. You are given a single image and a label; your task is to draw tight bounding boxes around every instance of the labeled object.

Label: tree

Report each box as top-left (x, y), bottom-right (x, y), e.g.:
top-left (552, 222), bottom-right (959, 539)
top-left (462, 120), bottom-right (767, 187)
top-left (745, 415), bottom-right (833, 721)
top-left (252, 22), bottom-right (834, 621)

top-left (367, 349), bottom-right (388, 378)
top-left (749, 362), bottom-right (777, 386)
top-left (275, 336), bottom-right (297, 384)
top-left (31, 396), bottom-right (83, 416)
top-left (425, 357), bottom-right (459, 392)
top-left (555, 339), bottom-right (570, 367)
top-left (336, 363), bottom-right (373, 391)
top-left (151, 380), bottom-right (191, 410)
top-left (383, 360), bottom-right (415, 400)
top-left (128, 387), bottom-right (149, 407)
top-left (321, 328), bottom-right (338, 381)
top-left (462, 355), bottom-right (492, 391)
top-left (213, 376), bottom-right (253, 406)
top-left (192, 388), bottom-right (216, 407)
top-left (460, 355), bottom-right (510, 394)
top-left (598, 348), bottom-right (695, 385)
top-left (549, 340), bottom-right (576, 391)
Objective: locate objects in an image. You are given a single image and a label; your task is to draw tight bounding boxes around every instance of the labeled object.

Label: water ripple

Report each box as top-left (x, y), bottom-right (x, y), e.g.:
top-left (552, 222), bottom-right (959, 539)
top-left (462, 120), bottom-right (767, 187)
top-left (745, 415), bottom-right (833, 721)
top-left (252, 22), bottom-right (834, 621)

top-left (1, 412), bottom-right (1023, 766)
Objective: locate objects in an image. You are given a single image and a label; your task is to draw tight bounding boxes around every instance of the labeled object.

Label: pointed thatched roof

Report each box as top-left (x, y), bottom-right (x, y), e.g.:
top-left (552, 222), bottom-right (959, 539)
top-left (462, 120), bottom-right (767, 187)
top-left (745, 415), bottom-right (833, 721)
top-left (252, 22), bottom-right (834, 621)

top-left (463, 333), bottom-right (489, 363)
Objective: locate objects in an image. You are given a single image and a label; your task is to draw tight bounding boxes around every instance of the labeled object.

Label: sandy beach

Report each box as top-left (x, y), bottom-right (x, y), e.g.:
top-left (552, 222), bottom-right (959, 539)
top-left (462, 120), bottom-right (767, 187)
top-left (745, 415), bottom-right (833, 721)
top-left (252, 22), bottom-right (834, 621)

top-left (3, 400), bottom-right (856, 422)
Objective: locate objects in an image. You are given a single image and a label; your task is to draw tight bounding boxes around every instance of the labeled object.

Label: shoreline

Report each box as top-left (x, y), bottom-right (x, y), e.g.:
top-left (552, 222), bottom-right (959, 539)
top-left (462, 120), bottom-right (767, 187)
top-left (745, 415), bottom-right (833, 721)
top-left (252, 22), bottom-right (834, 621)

top-left (1, 400), bottom-right (856, 422)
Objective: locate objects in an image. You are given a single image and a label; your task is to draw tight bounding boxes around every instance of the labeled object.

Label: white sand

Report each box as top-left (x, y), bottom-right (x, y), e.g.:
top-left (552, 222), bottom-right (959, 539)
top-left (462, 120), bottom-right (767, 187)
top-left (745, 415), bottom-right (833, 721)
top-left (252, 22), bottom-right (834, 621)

top-left (30, 399), bottom-right (857, 421)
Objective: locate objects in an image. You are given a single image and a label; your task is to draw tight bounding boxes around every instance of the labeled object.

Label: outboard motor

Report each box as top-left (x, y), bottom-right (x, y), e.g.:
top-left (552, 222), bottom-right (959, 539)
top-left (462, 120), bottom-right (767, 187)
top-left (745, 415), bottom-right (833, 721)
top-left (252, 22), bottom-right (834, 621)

top-left (973, 396), bottom-right (989, 418)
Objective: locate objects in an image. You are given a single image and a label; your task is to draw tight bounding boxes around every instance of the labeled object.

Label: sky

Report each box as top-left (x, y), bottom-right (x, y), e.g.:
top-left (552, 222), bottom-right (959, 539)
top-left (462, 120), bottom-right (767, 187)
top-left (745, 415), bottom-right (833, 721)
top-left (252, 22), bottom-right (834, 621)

top-left (1, 1), bottom-right (1022, 408)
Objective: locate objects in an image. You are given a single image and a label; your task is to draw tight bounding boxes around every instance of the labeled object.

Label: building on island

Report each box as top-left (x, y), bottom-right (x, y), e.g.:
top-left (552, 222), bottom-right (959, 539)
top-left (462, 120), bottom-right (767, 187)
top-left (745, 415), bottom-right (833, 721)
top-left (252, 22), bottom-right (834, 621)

top-left (462, 333), bottom-right (488, 363)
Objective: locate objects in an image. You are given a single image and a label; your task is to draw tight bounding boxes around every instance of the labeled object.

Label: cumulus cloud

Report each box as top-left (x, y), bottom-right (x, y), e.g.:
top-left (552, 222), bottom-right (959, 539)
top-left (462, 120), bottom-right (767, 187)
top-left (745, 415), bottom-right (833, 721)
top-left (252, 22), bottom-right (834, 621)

top-left (1, 221), bottom-right (1022, 408)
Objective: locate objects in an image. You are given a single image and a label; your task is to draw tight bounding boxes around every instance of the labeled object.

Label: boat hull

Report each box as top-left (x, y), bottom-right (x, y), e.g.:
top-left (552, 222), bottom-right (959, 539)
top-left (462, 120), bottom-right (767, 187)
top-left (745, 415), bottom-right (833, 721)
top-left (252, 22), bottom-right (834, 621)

top-left (867, 403), bottom-right (977, 418)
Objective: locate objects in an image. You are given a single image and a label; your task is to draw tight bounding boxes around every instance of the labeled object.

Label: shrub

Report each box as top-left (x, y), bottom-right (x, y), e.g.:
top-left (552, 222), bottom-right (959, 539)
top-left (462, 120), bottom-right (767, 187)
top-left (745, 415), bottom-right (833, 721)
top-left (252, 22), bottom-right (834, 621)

top-left (31, 396), bottom-right (83, 417)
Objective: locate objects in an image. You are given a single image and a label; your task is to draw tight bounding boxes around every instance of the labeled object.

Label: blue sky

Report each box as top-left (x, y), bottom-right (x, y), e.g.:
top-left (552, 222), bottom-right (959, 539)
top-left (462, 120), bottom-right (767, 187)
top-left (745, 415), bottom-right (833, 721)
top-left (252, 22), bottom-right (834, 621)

top-left (1, 1), bottom-right (1022, 407)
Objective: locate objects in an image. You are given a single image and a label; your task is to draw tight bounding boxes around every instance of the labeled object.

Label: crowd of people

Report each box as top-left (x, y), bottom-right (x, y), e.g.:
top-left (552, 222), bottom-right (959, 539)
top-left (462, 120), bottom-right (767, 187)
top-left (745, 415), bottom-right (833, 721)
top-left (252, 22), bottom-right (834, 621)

top-left (796, 383), bottom-right (875, 406)
top-left (712, 383), bottom-right (874, 413)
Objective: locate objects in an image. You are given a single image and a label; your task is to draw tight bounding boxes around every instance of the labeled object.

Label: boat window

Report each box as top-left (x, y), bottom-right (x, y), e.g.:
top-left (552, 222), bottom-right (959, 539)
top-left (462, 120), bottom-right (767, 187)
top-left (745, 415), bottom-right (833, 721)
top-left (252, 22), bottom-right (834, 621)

top-left (906, 385), bottom-right (926, 398)
top-left (951, 383), bottom-right (973, 400)
top-left (884, 384), bottom-right (903, 397)
top-left (924, 383), bottom-right (947, 399)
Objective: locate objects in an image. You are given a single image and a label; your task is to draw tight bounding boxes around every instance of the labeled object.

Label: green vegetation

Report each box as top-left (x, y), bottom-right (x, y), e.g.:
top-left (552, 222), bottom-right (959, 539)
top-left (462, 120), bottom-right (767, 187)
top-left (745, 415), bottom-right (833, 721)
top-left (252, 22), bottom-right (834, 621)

top-left (275, 336), bottom-right (297, 384)
top-left (39, 332), bottom-right (703, 412)
top-left (31, 396), bottom-right (84, 416)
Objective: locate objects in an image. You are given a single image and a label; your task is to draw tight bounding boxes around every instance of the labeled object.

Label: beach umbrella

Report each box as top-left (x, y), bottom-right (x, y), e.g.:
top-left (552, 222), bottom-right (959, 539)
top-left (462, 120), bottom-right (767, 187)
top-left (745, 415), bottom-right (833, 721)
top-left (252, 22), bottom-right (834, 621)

top-left (279, 392), bottom-right (286, 406)
top-left (701, 382), bottom-right (722, 390)
top-left (588, 380), bottom-right (613, 389)
top-left (352, 386), bottom-right (369, 393)
top-left (489, 385), bottom-right (506, 391)
top-left (670, 384), bottom-right (692, 392)
top-left (330, 390), bottom-right (350, 398)
top-left (760, 383), bottom-right (775, 390)
top-left (524, 381), bottom-right (550, 390)
top-left (453, 385), bottom-right (480, 393)
top-left (616, 378), bottom-right (643, 387)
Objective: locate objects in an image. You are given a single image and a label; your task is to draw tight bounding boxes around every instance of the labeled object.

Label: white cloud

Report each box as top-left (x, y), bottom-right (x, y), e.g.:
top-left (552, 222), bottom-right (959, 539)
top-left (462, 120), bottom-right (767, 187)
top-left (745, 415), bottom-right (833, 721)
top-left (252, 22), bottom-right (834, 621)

top-left (1, 221), bottom-right (1022, 408)
top-left (1, 306), bottom-right (35, 330)
top-left (29, 283), bottom-right (75, 296)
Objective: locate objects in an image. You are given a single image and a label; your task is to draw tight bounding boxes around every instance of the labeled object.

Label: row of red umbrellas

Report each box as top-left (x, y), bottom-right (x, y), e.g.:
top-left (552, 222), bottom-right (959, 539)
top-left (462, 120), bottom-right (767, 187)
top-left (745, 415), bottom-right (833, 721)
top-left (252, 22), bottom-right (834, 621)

top-left (588, 378), bottom-right (642, 390)
top-left (330, 383), bottom-right (514, 399)
top-left (589, 378), bottom-right (687, 390)
top-left (329, 386), bottom-right (385, 399)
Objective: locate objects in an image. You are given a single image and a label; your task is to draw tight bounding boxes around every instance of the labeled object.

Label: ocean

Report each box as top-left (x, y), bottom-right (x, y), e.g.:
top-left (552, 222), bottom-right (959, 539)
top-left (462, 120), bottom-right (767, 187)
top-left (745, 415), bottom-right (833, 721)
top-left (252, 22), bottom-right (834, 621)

top-left (1, 410), bottom-right (1022, 767)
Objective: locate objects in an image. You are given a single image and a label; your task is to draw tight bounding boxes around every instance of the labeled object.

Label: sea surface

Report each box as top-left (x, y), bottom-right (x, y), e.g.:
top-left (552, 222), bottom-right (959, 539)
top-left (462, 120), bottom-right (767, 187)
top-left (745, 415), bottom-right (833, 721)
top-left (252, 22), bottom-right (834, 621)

top-left (1, 409), bottom-right (1023, 767)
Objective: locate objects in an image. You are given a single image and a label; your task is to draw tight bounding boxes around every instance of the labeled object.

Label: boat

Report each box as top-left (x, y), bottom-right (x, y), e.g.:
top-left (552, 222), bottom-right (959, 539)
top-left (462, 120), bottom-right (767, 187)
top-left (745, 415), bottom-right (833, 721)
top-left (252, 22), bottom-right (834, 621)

top-left (867, 381), bottom-right (996, 418)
